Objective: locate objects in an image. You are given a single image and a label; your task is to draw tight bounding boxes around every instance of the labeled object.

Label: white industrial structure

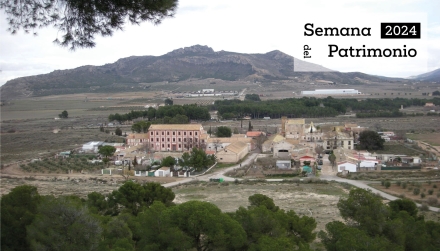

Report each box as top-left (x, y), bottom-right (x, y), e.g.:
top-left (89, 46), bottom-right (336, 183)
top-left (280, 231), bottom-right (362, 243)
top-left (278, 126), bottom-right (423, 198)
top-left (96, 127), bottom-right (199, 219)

top-left (301, 89), bottom-right (361, 95)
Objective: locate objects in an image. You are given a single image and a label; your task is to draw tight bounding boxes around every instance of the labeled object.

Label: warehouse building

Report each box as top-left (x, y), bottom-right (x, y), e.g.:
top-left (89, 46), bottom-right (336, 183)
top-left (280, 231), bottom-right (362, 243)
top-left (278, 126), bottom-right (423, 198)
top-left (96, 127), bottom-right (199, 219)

top-left (301, 89), bottom-right (361, 95)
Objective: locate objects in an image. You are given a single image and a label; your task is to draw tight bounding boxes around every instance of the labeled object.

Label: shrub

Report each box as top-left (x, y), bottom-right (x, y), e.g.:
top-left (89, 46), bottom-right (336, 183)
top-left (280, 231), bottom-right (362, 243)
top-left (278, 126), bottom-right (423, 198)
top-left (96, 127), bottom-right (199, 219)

top-left (427, 197), bottom-right (438, 206)
top-left (413, 188), bottom-right (420, 195)
top-left (433, 184), bottom-right (437, 188)
top-left (420, 203), bottom-right (429, 211)
top-left (402, 182), bottom-right (407, 189)
top-left (385, 181), bottom-right (391, 189)
top-left (421, 193), bottom-right (426, 198)
top-left (396, 181), bottom-right (401, 186)
top-left (428, 189), bottom-right (434, 195)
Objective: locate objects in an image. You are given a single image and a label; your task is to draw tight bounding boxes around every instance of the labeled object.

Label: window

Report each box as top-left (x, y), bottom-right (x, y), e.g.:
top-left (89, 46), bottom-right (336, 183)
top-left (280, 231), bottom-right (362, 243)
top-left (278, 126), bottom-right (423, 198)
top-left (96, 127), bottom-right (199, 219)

top-left (195, 139), bottom-right (198, 142)
top-left (162, 144), bottom-right (164, 147)
top-left (348, 146), bottom-right (351, 150)
top-left (167, 138), bottom-right (170, 142)
top-left (151, 132), bottom-right (153, 135)
top-left (179, 144), bottom-right (181, 148)
top-left (167, 132), bottom-right (169, 135)
top-left (151, 144), bottom-right (154, 148)
top-left (178, 132), bottom-right (181, 135)
top-left (178, 138), bottom-right (181, 142)
top-left (348, 141), bottom-right (351, 145)
top-left (156, 138), bottom-right (159, 142)
top-left (162, 132), bottom-right (164, 135)
top-left (195, 132), bottom-right (198, 136)
top-left (184, 132), bottom-right (186, 136)
top-left (156, 132), bottom-right (159, 135)
top-left (341, 141), bottom-right (344, 146)
top-left (173, 132), bottom-right (175, 135)
top-left (173, 138), bottom-right (175, 142)
top-left (162, 138), bottom-right (164, 141)
top-left (168, 144), bottom-right (170, 147)
top-left (184, 138), bottom-right (187, 142)
top-left (190, 132), bottom-right (192, 136)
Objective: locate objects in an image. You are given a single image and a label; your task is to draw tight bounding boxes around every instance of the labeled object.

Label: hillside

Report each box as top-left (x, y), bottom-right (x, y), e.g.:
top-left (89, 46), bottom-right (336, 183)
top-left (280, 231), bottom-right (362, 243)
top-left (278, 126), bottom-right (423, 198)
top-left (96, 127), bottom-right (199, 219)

top-left (0, 45), bottom-right (409, 99)
top-left (410, 68), bottom-right (440, 82)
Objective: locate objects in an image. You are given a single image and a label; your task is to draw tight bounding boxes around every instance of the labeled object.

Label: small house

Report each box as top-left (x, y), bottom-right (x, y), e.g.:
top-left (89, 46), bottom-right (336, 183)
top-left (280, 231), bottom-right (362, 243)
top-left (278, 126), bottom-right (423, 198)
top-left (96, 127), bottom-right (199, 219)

top-left (155, 167), bottom-right (172, 177)
top-left (337, 161), bottom-right (357, 172)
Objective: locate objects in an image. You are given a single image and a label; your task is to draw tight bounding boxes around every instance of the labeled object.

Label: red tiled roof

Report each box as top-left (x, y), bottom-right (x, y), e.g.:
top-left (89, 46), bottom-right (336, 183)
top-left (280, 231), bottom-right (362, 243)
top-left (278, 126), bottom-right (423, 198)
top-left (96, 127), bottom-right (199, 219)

top-left (246, 131), bottom-right (263, 137)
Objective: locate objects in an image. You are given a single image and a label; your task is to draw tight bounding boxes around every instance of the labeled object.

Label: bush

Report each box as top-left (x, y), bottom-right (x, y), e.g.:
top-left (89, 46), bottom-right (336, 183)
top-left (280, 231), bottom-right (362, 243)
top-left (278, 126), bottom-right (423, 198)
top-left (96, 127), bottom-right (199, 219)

top-left (433, 184), bottom-right (437, 188)
top-left (427, 197), bottom-right (438, 206)
top-left (421, 193), bottom-right (426, 198)
top-left (385, 181), bottom-right (391, 189)
top-left (428, 189), bottom-right (434, 195)
top-left (420, 203), bottom-right (429, 211)
top-left (413, 188), bottom-right (420, 195)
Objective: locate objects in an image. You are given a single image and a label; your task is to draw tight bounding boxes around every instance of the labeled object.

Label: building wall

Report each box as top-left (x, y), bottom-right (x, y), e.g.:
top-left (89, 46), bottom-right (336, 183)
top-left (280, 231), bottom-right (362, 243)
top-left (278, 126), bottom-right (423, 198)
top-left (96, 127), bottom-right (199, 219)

top-left (149, 128), bottom-right (204, 152)
top-left (338, 163), bottom-right (357, 172)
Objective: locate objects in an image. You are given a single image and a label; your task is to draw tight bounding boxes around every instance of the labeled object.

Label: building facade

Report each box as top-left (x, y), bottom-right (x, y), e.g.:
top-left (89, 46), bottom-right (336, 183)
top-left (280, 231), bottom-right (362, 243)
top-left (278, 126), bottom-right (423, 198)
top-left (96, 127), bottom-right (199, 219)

top-left (148, 124), bottom-right (206, 152)
top-left (126, 133), bottom-right (149, 146)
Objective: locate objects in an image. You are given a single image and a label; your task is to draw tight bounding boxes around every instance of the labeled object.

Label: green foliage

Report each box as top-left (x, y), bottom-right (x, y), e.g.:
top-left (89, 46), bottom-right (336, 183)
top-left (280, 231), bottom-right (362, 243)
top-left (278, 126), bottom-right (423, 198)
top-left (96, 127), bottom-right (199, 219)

top-left (186, 147), bottom-right (216, 172)
top-left (1, 0), bottom-right (178, 50)
top-left (245, 94), bottom-right (261, 101)
top-left (413, 188), bottom-right (421, 195)
top-left (164, 98), bottom-right (173, 105)
top-left (248, 194), bottom-right (279, 212)
top-left (109, 104), bottom-right (210, 123)
top-left (358, 130), bottom-right (385, 150)
top-left (388, 199), bottom-right (418, 218)
top-left (27, 196), bottom-right (102, 251)
top-left (161, 156), bottom-right (176, 168)
top-left (98, 145), bottom-right (116, 158)
top-left (1, 185), bottom-right (41, 251)
top-left (58, 110), bottom-right (68, 118)
top-left (337, 188), bottom-right (390, 236)
top-left (216, 126), bottom-right (232, 137)
top-left (328, 153), bottom-right (336, 166)
top-left (108, 181), bottom-right (175, 215)
top-left (131, 120), bottom-right (151, 133)
top-left (385, 181), bottom-right (391, 189)
top-left (115, 127), bottom-right (122, 136)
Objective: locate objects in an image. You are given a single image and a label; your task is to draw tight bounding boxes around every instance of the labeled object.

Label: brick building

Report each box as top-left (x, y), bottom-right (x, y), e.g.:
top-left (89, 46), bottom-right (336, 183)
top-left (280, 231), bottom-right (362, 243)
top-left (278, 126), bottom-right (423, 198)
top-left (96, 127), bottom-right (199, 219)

top-left (148, 124), bottom-right (206, 152)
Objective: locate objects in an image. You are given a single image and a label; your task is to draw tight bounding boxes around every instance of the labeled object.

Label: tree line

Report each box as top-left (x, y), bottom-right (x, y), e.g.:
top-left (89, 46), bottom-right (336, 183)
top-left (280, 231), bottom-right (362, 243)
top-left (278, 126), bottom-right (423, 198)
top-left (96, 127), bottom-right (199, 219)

top-left (211, 97), bottom-right (440, 119)
top-left (3, 183), bottom-right (440, 251)
top-left (108, 104), bottom-right (210, 123)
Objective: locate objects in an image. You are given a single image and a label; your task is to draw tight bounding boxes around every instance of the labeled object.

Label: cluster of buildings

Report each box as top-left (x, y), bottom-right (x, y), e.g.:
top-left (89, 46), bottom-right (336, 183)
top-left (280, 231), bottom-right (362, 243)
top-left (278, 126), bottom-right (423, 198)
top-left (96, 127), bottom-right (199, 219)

top-left (81, 116), bottom-right (423, 176)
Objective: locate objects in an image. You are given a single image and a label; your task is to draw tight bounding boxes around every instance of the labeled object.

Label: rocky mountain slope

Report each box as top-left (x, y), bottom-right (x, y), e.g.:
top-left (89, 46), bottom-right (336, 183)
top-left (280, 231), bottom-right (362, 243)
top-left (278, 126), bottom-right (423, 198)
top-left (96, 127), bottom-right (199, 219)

top-left (1, 45), bottom-right (408, 99)
top-left (410, 68), bottom-right (440, 82)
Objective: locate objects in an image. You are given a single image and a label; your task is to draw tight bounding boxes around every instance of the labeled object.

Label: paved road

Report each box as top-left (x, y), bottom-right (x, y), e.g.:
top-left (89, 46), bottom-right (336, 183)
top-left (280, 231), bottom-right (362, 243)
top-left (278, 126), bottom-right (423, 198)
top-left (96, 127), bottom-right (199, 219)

top-left (163, 152), bottom-right (440, 212)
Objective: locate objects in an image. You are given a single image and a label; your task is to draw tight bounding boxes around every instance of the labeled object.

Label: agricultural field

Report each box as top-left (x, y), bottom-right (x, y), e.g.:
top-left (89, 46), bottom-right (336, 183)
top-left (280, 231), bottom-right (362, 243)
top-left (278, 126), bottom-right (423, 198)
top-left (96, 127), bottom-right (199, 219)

top-left (407, 133), bottom-right (440, 146)
top-left (371, 180), bottom-right (440, 208)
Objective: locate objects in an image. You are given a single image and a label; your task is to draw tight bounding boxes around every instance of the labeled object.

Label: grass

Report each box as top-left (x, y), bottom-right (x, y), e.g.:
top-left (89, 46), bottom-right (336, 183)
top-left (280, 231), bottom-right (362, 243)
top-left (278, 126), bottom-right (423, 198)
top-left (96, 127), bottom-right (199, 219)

top-left (373, 142), bottom-right (426, 155)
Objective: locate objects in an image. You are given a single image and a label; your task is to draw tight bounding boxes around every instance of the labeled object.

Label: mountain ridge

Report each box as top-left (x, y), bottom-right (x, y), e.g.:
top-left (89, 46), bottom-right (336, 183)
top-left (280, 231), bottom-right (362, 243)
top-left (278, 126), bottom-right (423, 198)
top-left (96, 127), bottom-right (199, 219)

top-left (0, 45), bottom-right (410, 99)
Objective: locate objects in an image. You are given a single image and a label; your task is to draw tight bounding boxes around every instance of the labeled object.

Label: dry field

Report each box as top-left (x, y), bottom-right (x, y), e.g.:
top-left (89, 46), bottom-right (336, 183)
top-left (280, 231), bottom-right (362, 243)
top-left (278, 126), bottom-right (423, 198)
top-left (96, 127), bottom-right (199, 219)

top-left (371, 181), bottom-right (440, 207)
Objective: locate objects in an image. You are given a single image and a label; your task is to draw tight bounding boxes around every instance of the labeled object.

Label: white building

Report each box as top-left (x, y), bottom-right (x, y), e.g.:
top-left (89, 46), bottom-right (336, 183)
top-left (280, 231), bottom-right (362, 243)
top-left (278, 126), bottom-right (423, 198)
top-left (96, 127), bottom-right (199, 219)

top-left (337, 161), bottom-right (357, 172)
top-left (82, 141), bottom-right (104, 153)
top-left (155, 167), bottom-right (172, 177)
top-left (301, 89), bottom-right (361, 95)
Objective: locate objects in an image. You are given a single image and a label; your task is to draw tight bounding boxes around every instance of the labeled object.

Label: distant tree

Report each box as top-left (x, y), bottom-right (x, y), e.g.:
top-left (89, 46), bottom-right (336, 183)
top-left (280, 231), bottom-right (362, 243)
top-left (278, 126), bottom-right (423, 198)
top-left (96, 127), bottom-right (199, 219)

top-left (161, 156), bottom-right (176, 169)
top-left (131, 120), bottom-right (151, 133)
top-left (245, 94), bottom-right (261, 101)
top-left (115, 127), bottom-right (122, 136)
top-left (99, 145), bottom-right (116, 166)
top-left (315, 145), bottom-right (324, 155)
top-left (188, 147), bottom-right (216, 172)
top-left (164, 98), bottom-right (173, 106)
top-left (248, 121), bottom-right (253, 131)
top-left (58, 110), bottom-right (68, 118)
top-left (132, 156), bottom-right (138, 167)
top-left (179, 152), bottom-right (191, 167)
top-left (1, 0), bottom-right (178, 50)
top-left (432, 90), bottom-right (440, 96)
top-left (358, 130), bottom-right (385, 150)
top-left (216, 126), bottom-right (232, 137)
top-left (328, 153), bottom-right (336, 167)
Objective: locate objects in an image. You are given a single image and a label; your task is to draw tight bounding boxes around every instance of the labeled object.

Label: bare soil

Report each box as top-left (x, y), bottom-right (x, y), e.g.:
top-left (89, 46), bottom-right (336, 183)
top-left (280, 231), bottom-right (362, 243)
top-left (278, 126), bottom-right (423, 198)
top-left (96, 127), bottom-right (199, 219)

top-left (371, 181), bottom-right (440, 206)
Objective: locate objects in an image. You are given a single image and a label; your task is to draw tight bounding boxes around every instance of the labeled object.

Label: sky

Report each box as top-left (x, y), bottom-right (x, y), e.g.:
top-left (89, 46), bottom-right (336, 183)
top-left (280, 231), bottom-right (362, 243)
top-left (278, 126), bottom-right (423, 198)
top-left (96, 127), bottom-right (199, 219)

top-left (0, 0), bottom-right (439, 86)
